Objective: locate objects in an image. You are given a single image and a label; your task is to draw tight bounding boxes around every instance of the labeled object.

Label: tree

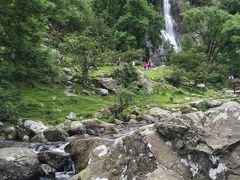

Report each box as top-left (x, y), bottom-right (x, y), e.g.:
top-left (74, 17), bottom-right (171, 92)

top-left (182, 7), bottom-right (231, 62)
top-left (63, 34), bottom-right (100, 87)
top-left (220, 0), bottom-right (240, 14)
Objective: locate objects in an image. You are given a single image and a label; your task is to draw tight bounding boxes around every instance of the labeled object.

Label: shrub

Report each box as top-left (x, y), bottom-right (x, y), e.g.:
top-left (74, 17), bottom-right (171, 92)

top-left (113, 63), bottom-right (139, 87)
top-left (165, 69), bottom-right (185, 87)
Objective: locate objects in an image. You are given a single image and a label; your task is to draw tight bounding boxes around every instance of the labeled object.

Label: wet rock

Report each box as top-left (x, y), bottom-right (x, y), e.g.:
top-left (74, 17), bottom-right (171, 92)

top-left (128, 119), bottom-right (138, 125)
top-left (38, 151), bottom-right (70, 170)
top-left (24, 120), bottom-right (47, 135)
top-left (98, 77), bottom-right (117, 92)
top-left (70, 121), bottom-right (86, 135)
top-left (43, 127), bottom-right (68, 142)
top-left (65, 137), bottom-right (113, 173)
top-left (40, 164), bottom-right (56, 177)
top-left (0, 147), bottom-right (40, 180)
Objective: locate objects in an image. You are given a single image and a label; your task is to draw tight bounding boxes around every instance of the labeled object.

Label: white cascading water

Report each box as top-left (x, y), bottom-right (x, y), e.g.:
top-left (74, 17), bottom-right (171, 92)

top-left (161, 0), bottom-right (180, 52)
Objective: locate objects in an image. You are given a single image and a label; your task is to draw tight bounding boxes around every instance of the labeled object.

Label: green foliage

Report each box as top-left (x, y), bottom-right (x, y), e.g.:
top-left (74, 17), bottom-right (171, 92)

top-left (116, 88), bottom-right (135, 106)
top-left (220, 0), bottom-right (240, 14)
top-left (182, 6), bottom-right (230, 61)
top-left (165, 69), bottom-right (185, 87)
top-left (113, 63), bottom-right (139, 88)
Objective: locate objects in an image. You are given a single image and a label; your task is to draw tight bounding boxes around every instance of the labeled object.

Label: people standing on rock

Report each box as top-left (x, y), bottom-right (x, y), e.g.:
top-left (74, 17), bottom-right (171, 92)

top-left (115, 57), bottom-right (121, 66)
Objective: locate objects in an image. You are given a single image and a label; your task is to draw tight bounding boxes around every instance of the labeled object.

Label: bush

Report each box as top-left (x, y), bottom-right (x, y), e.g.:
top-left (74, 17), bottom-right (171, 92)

top-left (165, 69), bottom-right (185, 87)
top-left (113, 63), bottom-right (139, 87)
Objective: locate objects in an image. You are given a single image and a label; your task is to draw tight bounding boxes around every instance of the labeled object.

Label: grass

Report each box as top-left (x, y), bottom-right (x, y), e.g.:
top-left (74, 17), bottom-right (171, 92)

top-left (17, 66), bottom-right (228, 125)
top-left (18, 84), bottom-right (115, 125)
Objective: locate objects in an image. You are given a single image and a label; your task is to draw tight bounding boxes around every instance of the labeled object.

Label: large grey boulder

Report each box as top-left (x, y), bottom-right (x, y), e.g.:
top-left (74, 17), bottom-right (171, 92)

top-left (71, 125), bottom-right (191, 180)
top-left (98, 88), bottom-right (109, 96)
top-left (155, 101), bottom-right (240, 179)
top-left (98, 78), bottom-right (117, 92)
top-left (149, 107), bottom-right (173, 121)
top-left (24, 120), bottom-right (47, 135)
top-left (0, 147), bottom-right (40, 180)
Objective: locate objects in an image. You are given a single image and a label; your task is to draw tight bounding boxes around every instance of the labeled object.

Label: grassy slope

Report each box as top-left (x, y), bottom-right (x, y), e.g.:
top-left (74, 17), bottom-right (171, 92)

top-left (18, 66), bottom-right (224, 125)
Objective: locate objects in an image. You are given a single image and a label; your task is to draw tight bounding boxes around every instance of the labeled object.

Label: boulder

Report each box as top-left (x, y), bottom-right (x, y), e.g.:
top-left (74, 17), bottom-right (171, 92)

top-left (190, 99), bottom-right (207, 109)
top-left (138, 72), bottom-right (154, 94)
top-left (40, 164), bottom-right (56, 177)
top-left (98, 88), bottom-right (109, 96)
top-left (73, 125), bottom-right (191, 180)
top-left (70, 121), bottom-right (86, 135)
top-left (65, 137), bottom-right (113, 173)
top-left (4, 127), bottom-right (17, 140)
top-left (24, 120), bottom-right (47, 135)
top-left (98, 78), bottom-right (117, 92)
top-left (205, 99), bottom-right (223, 108)
top-left (31, 133), bottom-right (48, 143)
top-left (43, 127), bottom-right (68, 142)
top-left (0, 147), bottom-right (40, 180)
top-left (38, 151), bottom-right (70, 170)
top-left (82, 119), bottom-right (118, 135)
top-left (148, 107), bottom-right (173, 121)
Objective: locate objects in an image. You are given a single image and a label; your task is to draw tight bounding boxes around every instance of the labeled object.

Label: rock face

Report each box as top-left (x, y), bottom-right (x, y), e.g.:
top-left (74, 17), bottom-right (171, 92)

top-left (98, 78), bottom-right (117, 92)
top-left (155, 101), bottom-right (240, 179)
top-left (0, 147), bottom-right (40, 180)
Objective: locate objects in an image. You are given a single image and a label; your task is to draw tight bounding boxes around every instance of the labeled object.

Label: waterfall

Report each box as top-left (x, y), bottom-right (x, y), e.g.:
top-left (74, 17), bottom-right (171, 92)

top-left (161, 0), bottom-right (180, 52)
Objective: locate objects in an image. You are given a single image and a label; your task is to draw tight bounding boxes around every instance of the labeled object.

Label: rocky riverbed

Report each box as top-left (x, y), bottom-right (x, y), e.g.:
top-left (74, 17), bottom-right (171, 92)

top-left (1, 100), bottom-right (240, 180)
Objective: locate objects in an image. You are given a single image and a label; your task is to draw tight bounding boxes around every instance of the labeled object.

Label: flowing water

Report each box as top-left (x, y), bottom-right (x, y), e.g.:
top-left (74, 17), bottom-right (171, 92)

top-left (161, 0), bottom-right (180, 51)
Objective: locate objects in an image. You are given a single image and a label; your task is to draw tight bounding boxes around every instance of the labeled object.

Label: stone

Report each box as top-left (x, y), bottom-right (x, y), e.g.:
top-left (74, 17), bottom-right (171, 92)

top-left (24, 120), bottom-right (47, 135)
top-left (149, 107), bottom-right (173, 121)
top-left (65, 137), bottom-right (113, 173)
top-left (31, 133), bottom-right (48, 143)
top-left (94, 112), bottom-right (102, 119)
top-left (180, 105), bottom-right (193, 114)
top-left (98, 77), bottom-right (117, 92)
top-left (82, 119), bottom-right (118, 135)
top-left (0, 122), bottom-right (3, 126)
top-left (70, 121), bottom-right (86, 135)
top-left (63, 67), bottom-right (71, 74)
top-left (98, 88), bottom-right (109, 96)
top-left (128, 119), bottom-right (138, 125)
top-left (113, 119), bottom-right (123, 125)
top-left (205, 99), bottom-right (223, 108)
top-left (138, 72), bottom-right (154, 94)
top-left (141, 115), bottom-right (159, 124)
top-left (38, 151), bottom-right (70, 170)
top-left (22, 135), bottom-right (30, 142)
top-left (73, 125), bottom-right (191, 180)
top-left (190, 99), bottom-right (207, 109)
top-left (66, 112), bottom-right (77, 120)
top-left (4, 126), bottom-right (17, 140)
top-left (196, 83), bottom-right (206, 90)
top-left (0, 147), bottom-right (40, 180)
top-left (40, 164), bottom-right (56, 177)
top-left (43, 127), bottom-right (68, 142)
